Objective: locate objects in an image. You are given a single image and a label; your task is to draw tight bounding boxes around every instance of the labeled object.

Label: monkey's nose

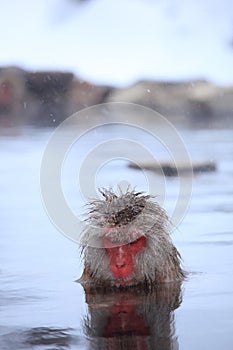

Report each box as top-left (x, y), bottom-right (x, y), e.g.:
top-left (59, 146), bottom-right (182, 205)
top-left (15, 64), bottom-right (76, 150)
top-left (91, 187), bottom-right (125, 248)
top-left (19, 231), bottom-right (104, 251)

top-left (116, 260), bottom-right (126, 269)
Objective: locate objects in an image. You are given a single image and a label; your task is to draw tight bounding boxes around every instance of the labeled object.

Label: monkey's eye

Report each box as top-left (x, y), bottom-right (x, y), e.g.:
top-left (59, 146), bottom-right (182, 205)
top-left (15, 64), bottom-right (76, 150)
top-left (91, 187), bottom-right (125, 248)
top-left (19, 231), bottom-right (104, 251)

top-left (130, 238), bottom-right (139, 245)
top-left (129, 236), bottom-right (146, 252)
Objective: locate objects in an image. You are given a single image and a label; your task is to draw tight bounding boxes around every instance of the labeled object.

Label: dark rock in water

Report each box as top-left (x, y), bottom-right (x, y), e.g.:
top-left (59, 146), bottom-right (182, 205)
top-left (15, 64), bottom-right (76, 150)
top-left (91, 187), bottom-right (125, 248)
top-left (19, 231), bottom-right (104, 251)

top-left (128, 160), bottom-right (217, 176)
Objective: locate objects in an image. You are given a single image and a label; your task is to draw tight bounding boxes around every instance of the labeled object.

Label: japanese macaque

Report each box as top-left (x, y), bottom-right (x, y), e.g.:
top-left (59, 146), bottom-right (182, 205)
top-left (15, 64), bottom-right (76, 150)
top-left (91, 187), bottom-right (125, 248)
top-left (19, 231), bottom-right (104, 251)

top-left (79, 188), bottom-right (185, 289)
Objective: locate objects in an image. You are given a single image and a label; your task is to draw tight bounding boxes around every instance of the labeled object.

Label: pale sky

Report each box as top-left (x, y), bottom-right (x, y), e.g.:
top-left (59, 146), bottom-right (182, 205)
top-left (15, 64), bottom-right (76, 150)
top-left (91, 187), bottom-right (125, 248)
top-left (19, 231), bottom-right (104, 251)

top-left (1, 0), bottom-right (233, 86)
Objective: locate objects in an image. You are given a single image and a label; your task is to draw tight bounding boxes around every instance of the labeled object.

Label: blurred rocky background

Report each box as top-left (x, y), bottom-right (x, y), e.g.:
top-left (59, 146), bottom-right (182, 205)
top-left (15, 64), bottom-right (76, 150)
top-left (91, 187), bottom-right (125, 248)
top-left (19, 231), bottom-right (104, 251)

top-left (0, 66), bottom-right (232, 128)
top-left (1, 0), bottom-right (233, 128)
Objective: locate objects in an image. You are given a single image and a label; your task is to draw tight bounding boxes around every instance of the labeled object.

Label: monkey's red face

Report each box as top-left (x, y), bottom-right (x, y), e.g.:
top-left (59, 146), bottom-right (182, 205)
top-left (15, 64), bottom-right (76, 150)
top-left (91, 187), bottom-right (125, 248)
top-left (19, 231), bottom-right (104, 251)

top-left (102, 230), bottom-right (146, 285)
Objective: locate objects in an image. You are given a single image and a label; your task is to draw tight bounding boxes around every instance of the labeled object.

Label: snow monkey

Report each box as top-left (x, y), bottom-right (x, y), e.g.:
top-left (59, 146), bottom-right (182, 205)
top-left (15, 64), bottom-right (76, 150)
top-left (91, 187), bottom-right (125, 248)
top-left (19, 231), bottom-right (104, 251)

top-left (79, 188), bottom-right (184, 289)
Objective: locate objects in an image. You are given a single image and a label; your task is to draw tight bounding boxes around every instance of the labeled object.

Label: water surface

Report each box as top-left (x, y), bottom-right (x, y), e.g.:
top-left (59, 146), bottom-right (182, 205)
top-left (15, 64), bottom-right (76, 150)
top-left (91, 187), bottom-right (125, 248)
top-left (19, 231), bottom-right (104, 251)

top-left (0, 126), bottom-right (233, 349)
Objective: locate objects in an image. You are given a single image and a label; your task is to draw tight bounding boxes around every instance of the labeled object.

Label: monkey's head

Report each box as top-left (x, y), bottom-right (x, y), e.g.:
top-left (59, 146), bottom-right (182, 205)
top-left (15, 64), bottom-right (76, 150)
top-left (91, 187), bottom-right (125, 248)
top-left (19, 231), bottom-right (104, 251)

top-left (80, 188), bottom-right (184, 288)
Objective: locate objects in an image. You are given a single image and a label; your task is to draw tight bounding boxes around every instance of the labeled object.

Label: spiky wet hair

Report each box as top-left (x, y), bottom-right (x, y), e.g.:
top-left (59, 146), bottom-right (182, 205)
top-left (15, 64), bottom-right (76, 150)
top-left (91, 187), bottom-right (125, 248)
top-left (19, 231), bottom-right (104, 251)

top-left (81, 188), bottom-right (170, 245)
top-left (87, 188), bottom-right (151, 227)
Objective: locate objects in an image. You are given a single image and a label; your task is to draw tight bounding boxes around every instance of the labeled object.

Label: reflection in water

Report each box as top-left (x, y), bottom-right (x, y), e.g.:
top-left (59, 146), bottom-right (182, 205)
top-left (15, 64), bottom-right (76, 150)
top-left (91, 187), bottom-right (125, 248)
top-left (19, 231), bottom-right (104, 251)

top-left (22, 327), bottom-right (74, 348)
top-left (0, 327), bottom-right (81, 350)
top-left (81, 282), bottom-right (182, 350)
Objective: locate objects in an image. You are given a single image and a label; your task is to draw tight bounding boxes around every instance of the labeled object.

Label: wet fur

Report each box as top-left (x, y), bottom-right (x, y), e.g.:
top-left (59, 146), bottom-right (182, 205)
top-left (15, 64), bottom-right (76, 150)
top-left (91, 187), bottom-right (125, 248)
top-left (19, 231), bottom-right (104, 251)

top-left (79, 188), bottom-right (185, 288)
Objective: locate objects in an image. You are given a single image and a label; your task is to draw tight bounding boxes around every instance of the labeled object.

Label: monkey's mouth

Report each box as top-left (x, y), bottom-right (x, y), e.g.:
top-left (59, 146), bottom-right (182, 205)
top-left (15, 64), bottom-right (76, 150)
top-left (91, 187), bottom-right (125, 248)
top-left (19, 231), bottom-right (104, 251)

top-left (113, 274), bottom-right (134, 285)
